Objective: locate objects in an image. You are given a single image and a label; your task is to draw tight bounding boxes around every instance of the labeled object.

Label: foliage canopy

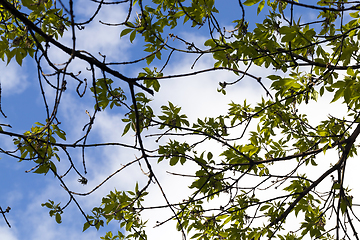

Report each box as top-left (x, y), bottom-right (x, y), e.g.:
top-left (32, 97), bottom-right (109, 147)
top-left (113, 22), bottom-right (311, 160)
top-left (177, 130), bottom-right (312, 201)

top-left (1, 0), bottom-right (360, 239)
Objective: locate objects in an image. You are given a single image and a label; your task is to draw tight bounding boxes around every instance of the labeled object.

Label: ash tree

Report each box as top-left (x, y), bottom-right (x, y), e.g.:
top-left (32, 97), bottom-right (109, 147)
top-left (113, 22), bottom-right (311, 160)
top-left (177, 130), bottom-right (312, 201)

top-left (1, 0), bottom-right (360, 239)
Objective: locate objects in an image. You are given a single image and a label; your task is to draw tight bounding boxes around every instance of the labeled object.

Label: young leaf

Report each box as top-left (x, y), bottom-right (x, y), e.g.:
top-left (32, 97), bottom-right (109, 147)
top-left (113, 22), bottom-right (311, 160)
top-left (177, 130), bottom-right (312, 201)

top-left (55, 213), bottom-right (62, 224)
top-left (257, 0), bottom-right (265, 15)
top-left (129, 30), bottom-right (136, 43)
top-left (83, 222), bottom-right (91, 232)
top-left (243, 0), bottom-right (262, 6)
top-left (120, 28), bottom-right (133, 38)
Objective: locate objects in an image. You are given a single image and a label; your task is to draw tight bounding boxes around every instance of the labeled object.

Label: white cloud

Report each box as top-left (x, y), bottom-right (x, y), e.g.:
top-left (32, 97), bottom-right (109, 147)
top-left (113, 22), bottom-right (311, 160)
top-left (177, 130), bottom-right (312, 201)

top-left (0, 61), bottom-right (28, 96)
top-left (53, 0), bottom-right (132, 63)
top-left (0, 225), bottom-right (17, 240)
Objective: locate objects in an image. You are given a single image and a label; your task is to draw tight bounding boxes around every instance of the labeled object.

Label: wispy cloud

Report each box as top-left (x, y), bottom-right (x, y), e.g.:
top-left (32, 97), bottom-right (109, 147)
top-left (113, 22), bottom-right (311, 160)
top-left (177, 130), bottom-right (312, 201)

top-left (0, 61), bottom-right (28, 96)
top-left (0, 225), bottom-right (17, 240)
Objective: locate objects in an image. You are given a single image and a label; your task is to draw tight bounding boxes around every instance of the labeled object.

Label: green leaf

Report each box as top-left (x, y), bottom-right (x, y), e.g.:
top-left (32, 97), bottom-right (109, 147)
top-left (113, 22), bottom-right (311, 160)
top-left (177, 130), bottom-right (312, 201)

top-left (54, 127), bottom-right (66, 140)
top-left (332, 183), bottom-right (341, 190)
top-left (122, 123), bottom-right (131, 136)
top-left (214, 61), bottom-right (221, 68)
top-left (349, 11), bottom-right (359, 18)
top-left (125, 221), bottom-right (133, 231)
top-left (120, 28), bottom-right (133, 38)
top-left (331, 88), bottom-right (345, 103)
top-left (95, 220), bottom-right (104, 230)
top-left (169, 157), bottom-right (179, 166)
top-left (15, 48), bottom-right (26, 66)
top-left (260, 205), bottom-right (270, 211)
top-left (83, 221), bottom-right (91, 232)
top-left (33, 163), bottom-right (50, 175)
top-left (267, 75), bottom-right (280, 80)
top-left (129, 30), bottom-right (136, 43)
top-left (243, 0), bottom-right (262, 6)
top-left (257, 0), bottom-right (265, 15)
top-left (55, 213), bottom-right (62, 224)
top-left (146, 54), bottom-right (155, 65)
top-left (204, 39), bottom-right (216, 47)
top-left (6, 49), bottom-right (16, 65)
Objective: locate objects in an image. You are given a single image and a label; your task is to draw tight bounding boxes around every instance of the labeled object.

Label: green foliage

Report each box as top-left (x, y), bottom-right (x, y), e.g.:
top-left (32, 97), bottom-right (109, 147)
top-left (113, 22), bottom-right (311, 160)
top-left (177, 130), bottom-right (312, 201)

top-left (158, 102), bottom-right (189, 130)
top-left (83, 184), bottom-right (148, 240)
top-left (138, 67), bottom-right (162, 92)
top-left (13, 122), bottom-right (65, 175)
top-left (121, 92), bottom-right (154, 135)
top-left (41, 199), bottom-right (63, 224)
top-left (158, 140), bottom-right (191, 166)
top-left (4, 0), bottom-right (360, 239)
top-left (90, 78), bottom-right (127, 111)
top-left (0, 0), bottom-right (69, 64)
top-left (107, 0), bottom-right (360, 238)
top-left (193, 116), bottom-right (228, 138)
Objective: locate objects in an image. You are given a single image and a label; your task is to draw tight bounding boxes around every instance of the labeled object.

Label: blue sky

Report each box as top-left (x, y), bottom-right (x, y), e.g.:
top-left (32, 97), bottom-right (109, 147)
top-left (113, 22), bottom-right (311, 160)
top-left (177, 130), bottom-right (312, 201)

top-left (1, 1), bottom-right (359, 240)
